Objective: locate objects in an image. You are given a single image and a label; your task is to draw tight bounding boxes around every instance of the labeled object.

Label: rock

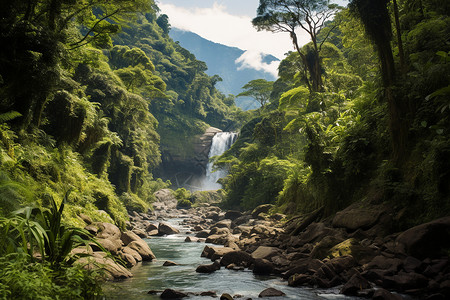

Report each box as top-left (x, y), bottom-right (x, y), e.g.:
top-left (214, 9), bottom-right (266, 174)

top-left (224, 210), bottom-right (243, 220)
top-left (160, 289), bottom-right (187, 299)
top-left (251, 204), bottom-right (274, 218)
top-left (233, 215), bottom-right (252, 226)
top-left (154, 189), bottom-right (178, 209)
top-left (95, 222), bottom-right (121, 240)
top-left (328, 238), bottom-right (376, 264)
top-left (220, 293), bottom-right (233, 300)
top-left (310, 236), bottom-right (344, 259)
top-left (206, 234), bottom-right (233, 245)
top-left (395, 216), bottom-right (450, 259)
top-left (372, 288), bottom-right (403, 300)
top-left (200, 291), bottom-right (217, 297)
top-left (163, 260), bottom-right (178, 266)
top-left (196, 261), bottom-right (221, 273)
top-left (212, 220), bottom-right (232, 229)
top-left (122, 245), bottom-right (143, 262)
top-left (296, 222), bottom-right (337, 246)
top-left (185, 236), bottom-right (200, 242)
top-left (253, 258), bottom-right (276, 275)
top-left (365, 255), bottom-right (403, 273)
top-left (340, 273), bottom-right (371, 295)
top-left (70, 245), bottom-right (93, 256)
top-left (78, 213), bottom-right (92, 225)
top-left (251, 246), bottom-right (281, 260)
top-left (76, 255), bottom-right (132, 280)
top-left (158, 222), bottom-right (180, 236)
top-left (283, 258), bottom-right (324, 279)
top-left (327, 255), bottom-right (357, 274)
top-left (94, 238), bottom-right (122, 255)
top-left (132, 228), bottom-right (148, 238)
top-left (220, 250), bottom-right (254, 267)
top-left (288, 274), bottom-right (312, 286)
top-left (332, 203), bottom-right (388, 231)
top-left (195, 230), bottom-right (211, 238)
top-left (146, 223), bottom-right (158, 232)
top-left (201, 245), bottom-right (234, 260)
top-left (403, 256), bottom-right (423, 273)
top-left (258, 287), bottom-right (286, 297)
top-left (382, 271), bottom-right (429, 291)
top-left (121, 231), bottom-right (142, 246)
top-left (84, 224), bottom-right (98, 235)
top-left (120, 252), bottom-right (137, 267)
top-left (127, 240), bottom-right (156, 261)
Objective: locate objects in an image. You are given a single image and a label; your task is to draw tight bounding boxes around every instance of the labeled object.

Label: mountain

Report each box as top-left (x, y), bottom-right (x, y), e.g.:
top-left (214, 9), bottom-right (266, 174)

top-left (169, 28), bottom-right (279, 110)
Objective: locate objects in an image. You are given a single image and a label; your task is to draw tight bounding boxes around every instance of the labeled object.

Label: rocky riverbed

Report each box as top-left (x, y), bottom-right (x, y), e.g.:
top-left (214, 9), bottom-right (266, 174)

top-left (75, 189), bottom-right (450, 299)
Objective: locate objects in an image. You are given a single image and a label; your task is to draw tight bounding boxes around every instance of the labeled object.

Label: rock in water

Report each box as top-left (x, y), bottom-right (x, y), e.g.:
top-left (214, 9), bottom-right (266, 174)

top-left (196, 261), bottom-right (221, 273)
top-left (220, 293), bottom-right (233, 300)
top-left (258, 287), bottom-right (286, 297)
top-left (160, 289), bottom-right (187, 299)
top-left (158, 222), bottom-right (180, 235)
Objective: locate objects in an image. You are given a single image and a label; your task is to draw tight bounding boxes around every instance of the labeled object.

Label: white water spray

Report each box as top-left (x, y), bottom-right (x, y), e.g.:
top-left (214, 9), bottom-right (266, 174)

top-left (200, 132), bottom-right (238, 190)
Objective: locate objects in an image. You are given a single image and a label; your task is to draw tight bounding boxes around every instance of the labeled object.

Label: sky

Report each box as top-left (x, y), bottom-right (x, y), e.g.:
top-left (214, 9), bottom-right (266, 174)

top-left (156, 0), bottom-right (347, 77)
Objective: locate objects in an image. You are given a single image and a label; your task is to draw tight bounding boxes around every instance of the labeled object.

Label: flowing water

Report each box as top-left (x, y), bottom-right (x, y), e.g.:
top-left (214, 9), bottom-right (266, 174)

top-left (103, 219), bottom-right (358, 300)
top-left (199, 132), bottom-right (238, 190)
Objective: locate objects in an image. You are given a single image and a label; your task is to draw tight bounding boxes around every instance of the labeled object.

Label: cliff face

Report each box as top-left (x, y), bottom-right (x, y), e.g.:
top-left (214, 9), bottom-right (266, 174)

top-left (155, 127), bottom-right (222, 187)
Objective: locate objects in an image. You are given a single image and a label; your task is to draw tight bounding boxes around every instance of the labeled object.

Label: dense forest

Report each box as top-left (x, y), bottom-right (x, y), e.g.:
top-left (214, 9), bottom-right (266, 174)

top-left (0, 0), bottom-right (449, 298)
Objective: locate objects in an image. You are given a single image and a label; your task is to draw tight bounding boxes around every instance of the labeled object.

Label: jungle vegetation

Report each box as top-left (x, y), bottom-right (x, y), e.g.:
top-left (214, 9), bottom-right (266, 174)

top-left (0, 0), bottom-right (449, 297)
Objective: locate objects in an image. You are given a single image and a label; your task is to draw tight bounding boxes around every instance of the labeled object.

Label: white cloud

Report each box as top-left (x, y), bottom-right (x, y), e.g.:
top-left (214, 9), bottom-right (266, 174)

top-left (159, 3), bottom-right (309, 57)
top-left (235, 50), bottom-right (279, 77)
top-left (158, 2), bottom-right (312, 76)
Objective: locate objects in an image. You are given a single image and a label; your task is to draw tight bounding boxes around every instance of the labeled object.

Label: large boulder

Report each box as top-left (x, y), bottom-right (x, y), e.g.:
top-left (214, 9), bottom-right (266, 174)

top-left (395, 216), bottom-right (450, 259)
top-left (120, 231), bottom-right (142, 246)
top-left (251, 246), bottom-right (281, 260)
top-left (158, 222), bottom-right (180, 236)
top-left (95, 222), bottom-right (121, 240)
top-left (251, 204), bottom-right (274, 218)
top-left (127, 240), bottom-right (156, 261)
top-left (94, 238), bottom-right (122, 255)
top-left (224, 210), bottom-right (243, 221)
top-left (340, 273), bottom-right (371, 295)
top-left (258, 288), bottom-right (286, 297)
top-left (220, 250), bottom-right (254, 267)
top-left (332, 203), bottom-right (389, 231)
top-left (196, 261), bottom-right (221, 273)
top-left (253, 258), bottom-right (276, 275)
top-left (76, 253), bottom-right (132, 280)
top-left (160, 289), bottom-right (188, 299)
top-left (122, 246), bottom-right (143, 262)
top-left (201, 245), bottom-right (234, 260)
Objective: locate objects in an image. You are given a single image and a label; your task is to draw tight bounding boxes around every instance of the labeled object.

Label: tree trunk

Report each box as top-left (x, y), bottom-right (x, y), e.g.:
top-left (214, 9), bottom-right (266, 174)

top-left (393, 0), bottom-right (406, 73)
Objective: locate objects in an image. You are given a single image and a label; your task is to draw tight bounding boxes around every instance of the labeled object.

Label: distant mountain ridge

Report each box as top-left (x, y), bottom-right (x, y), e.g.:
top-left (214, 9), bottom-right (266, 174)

top-left (169, 28), bottom-right (278, 110)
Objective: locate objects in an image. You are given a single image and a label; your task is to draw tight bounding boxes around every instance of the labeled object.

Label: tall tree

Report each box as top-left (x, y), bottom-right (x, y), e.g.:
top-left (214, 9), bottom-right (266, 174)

top-left (349, 0), bottom-right (407, 162)
top-left (237, 79), bottom-right (274, 108)
top-left (252, 0), bottom-right (340, 92)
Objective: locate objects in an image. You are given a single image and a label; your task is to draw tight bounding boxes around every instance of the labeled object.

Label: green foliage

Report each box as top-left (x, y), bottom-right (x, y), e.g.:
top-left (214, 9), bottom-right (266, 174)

top-left (173, 188), bottom-right (193, 208)
top-left (237, 79), bottom-right (274, 108)
top-left (0, 254), bottom-right (104, 300)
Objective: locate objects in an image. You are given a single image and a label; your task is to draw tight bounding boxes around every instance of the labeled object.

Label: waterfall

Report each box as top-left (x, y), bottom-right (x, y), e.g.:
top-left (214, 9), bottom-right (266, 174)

top-left (200, 132), bottom-right (238, 190)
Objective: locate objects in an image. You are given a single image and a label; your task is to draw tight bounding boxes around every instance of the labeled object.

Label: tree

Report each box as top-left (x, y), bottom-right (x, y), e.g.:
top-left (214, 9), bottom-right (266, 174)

top-left (252, 0), bottom-right (340, 92)
top-left (237, 79), bottom-right (274, 108)
top-left (349, 0), bottom-right (407, 162)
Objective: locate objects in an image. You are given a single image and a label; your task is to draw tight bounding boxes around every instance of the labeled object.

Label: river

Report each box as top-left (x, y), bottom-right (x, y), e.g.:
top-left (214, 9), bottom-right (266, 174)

top-left (103, 219), bottom-right (358, 300)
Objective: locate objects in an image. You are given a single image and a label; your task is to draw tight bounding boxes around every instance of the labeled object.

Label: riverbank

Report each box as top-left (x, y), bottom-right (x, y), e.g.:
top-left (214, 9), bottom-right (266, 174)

top-left (78, 189), bottom-right (449, 299)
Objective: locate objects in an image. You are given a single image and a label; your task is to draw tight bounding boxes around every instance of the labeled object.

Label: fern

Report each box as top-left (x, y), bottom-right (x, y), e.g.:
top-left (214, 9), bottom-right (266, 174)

top-left (0, 111), bottom-right (22, 123)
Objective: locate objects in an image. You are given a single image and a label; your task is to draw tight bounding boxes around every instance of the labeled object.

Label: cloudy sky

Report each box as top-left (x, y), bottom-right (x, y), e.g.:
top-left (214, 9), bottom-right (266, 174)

top-left (156, 0), bottom-right (347, 76)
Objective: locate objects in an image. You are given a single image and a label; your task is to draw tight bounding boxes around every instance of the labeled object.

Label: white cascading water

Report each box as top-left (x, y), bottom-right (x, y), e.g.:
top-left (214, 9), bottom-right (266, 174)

top-left (200, 132), bottom-right (238, 190)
